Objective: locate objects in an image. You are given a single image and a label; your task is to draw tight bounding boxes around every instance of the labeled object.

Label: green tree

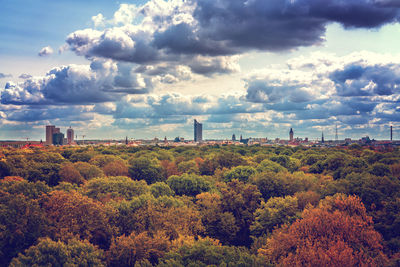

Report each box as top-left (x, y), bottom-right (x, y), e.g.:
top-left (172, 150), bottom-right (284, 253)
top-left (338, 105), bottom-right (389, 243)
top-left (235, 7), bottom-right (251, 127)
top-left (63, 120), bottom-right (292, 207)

top-left (0, 160), bottom-right (11, 178)
top-left (129, 157), bottom-right (163, 184)
top-left (10, 237), bottom-right (105, 267)
top-left (167, 174), bottom-right (211, 197)
top-left (150, 182), bottom-right (174, 198)
top-left (0, 191), bottom-right (48, 265)
top-left (159, 238), bottom-right (267, 267)
top-left (74, 161), bottom-right (104, 180)
top-left (369, 162), bottom-right (391, 177)
top-left (0, 179), bottom-right (50, 199)
top-left (257, 159), bottom-right (287, 173)
top-left (224, 166), bottom-right (256, 182)
top-left (251, 196), bottom-right (299, 237)
top-left (82, 176), bottom-right (149, 201)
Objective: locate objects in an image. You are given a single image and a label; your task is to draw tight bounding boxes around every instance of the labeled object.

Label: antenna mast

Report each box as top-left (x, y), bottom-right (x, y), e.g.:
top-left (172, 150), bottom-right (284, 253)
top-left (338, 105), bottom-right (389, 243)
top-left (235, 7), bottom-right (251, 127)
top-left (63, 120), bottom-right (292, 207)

top-left (335, 124), bottom-right (338, 142)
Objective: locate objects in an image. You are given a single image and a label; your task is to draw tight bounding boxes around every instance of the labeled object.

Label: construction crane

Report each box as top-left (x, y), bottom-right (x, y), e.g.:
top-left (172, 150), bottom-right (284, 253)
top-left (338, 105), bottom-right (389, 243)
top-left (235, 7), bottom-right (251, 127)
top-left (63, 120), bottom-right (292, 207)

top-left (81, 135), bottom-right (86, 145)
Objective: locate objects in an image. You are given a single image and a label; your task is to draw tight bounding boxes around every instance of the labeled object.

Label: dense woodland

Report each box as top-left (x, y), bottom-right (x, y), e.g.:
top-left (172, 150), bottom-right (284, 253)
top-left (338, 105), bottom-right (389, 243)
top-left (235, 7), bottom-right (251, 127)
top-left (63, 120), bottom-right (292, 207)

top-left (1, 144), bottom-right (400, 266)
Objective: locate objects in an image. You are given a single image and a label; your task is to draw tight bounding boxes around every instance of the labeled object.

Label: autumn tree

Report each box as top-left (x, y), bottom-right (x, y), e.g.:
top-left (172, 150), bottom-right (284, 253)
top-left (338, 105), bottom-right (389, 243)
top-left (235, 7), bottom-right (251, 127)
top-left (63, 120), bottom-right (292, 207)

top-left (9, 237), bottom-right (105, 267)
top-left (259, 194), bottom-right (389, 266)
top-left (107, 231), bottom-right (170, 266)
top-left (42, 191), bottom-right (115, 249)
top-left (59, 162), bottom-right (85, 184)
top-left (160, 160), bottom-right (181, 179)
top-left (103, 160), bottom-right (129, 177)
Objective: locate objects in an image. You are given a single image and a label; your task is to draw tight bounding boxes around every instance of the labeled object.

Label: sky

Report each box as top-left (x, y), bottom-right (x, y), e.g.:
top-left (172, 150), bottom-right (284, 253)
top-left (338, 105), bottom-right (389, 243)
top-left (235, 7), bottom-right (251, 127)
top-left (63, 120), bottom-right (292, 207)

top-left (1, 0), bottom-right (400, 141)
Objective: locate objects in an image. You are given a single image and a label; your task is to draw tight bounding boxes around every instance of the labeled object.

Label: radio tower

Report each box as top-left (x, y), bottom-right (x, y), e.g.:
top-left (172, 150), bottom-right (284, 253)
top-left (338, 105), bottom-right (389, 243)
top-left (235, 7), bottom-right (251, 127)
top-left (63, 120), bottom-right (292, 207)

top-left (335, 124), bottom-right (338, 142)
top-left (391, 125), bottom-right (393, 141)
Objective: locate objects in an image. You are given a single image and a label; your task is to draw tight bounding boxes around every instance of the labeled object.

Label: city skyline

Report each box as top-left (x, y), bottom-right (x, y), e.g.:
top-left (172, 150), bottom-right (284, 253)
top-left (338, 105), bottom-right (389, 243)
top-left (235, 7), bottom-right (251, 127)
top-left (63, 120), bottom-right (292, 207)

top-left (1, 1), bottom-right (400, 140)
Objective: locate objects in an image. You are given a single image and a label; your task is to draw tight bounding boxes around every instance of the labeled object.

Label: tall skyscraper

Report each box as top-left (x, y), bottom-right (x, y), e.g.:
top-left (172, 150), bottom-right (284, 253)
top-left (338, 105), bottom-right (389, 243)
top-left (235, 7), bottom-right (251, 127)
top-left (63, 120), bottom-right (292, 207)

top-left (46, 125), bottom-right (55, 145)
top-left (321, 132), bottom-right (325, 143)
top-left (289, 128), bottom-right (294, 142)
top-left (194, 119), bottom-right (203, 142)
top-left (391, 125), bottom-right (393, 141)
top-left (67, 127), bottom-right (74, 144)
top-left (232, 134), bottom-right (236, 141)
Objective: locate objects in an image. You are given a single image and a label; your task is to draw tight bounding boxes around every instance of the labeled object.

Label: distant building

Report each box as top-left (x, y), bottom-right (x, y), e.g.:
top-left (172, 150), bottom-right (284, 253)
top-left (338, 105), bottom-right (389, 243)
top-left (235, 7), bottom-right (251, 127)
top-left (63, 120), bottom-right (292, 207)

top-left (67, 127), bottom-right (74, 144)
top-left (321, 132), bottom-right (325, 143)
top-left (53, 132), bottom-right (64, 145)
top-left (232, 134), bottom-right (236, 141)
top-left (46, 125), bottom-right (56, 145)
top-left (194, 119), bottom-right (203, 142)
top-left (289, 128), bottom-right (294, 142)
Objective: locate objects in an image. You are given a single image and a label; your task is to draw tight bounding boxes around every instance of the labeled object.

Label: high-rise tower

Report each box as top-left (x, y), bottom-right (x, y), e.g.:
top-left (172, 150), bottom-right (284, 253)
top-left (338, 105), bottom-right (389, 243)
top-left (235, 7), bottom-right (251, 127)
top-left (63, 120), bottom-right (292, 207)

top-left (67, 127), bottom-right (74, 144)
top-left (289, 128), bottom-right (294, 142)
top-left (391, 125), bottom-right (393, 141)
top-left (194, 119), bottom-right (203, 142)
top-left (321, 131), bottom-right (325, 143)
top-left (46, 125), bottom-right (55, 145)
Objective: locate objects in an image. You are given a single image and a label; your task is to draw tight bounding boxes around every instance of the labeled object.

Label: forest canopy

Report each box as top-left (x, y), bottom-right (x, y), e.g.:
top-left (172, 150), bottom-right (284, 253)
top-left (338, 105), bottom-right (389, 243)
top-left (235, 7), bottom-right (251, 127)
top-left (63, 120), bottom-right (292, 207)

top-left (1, 144), bottom-right (400, 266)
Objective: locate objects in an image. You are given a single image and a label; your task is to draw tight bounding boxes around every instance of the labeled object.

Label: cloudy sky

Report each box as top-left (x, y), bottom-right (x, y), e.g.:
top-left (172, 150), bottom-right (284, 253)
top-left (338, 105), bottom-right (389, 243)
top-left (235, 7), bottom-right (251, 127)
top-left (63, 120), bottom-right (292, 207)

top-left (1, 0), bottom-right (400, 141)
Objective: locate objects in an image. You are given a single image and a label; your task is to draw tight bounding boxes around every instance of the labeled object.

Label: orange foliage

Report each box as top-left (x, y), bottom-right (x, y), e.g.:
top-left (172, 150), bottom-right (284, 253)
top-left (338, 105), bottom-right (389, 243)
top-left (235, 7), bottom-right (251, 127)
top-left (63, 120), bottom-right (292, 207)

top-left (299, 166), bottom-right (309, 173)
top-left (103, 160), bottom-right (129, 177)
top-left (160, 160), bottom-right (181, 178)
top-left (390, 163), bottom-right (400, 178)
top-left (41, 191), bottom-right (115, 248)
top-left (259, 194), bottom-right (389, 267)
top-left (294, 190), bottom-right (321, 210)
top-left (58, 163), bottom-right (84, 184)
top-left (1, 176), bottom-right (24, 182)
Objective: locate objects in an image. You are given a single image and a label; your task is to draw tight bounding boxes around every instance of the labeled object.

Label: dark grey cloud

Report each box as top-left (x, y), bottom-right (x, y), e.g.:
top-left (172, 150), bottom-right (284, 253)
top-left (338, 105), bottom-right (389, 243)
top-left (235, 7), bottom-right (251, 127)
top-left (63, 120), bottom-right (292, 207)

top-left (0, 73), bottom-right (12, 79)
top-left (65, 0), bottom-right (400, 68)
top-left (6, 106), bottom-right (93, 122)
top-left (191, 0), bottom-right (399, 53)
top-left (18, 74), bottom-right (32, 79)
top-left (331, 64), bottom-right (400, 96)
